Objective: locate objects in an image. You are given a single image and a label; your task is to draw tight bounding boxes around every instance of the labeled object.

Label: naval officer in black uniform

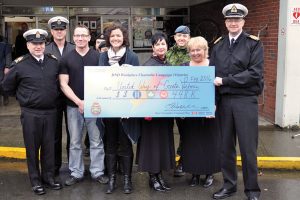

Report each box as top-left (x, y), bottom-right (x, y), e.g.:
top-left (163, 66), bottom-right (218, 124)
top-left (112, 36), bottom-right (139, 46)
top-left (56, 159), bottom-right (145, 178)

top-left (1, 29), bottom-right (62, 195)
top-left (210, 3), bottom-right (264, 200)
top-left (45, 16), bottom-right (75, 175)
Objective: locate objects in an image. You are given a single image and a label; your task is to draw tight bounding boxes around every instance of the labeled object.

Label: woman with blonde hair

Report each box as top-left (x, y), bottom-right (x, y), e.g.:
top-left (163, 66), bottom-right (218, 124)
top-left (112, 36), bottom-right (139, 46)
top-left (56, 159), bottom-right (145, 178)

top-left (180, 36), bottom-right (221, 188)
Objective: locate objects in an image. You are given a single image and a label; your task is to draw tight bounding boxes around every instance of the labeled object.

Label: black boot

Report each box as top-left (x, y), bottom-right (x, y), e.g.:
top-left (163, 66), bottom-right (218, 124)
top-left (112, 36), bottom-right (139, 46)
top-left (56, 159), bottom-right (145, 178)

top-left (174, 158), bottom-right (185, 177)
top-left (189, 174), bottom-right (200, 187)
top-left (106, 154), bottom-right (117, 194)
top-left (149, 173), bottom-right (165, 192)
top-left (120, 156), bottom-right (133, 194)
top-left (202, 174), bottom-right (214, 188)
top-left (157, 171), bottom-right (171, 190)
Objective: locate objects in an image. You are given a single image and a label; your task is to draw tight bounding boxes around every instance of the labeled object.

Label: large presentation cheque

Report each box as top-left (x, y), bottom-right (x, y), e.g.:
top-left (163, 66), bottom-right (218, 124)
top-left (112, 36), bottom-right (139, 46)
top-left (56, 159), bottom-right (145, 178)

top-left (84, 66), bottom-right (215, 118)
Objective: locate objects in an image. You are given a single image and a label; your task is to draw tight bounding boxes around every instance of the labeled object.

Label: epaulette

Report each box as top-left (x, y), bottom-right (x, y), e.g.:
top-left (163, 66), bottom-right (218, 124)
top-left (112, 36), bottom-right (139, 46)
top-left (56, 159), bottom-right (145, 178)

top-left (214, 36), bottom-right (223, 44)
top-left (46, 53), bottom-right (58, 60)
top-left (248, 35), bottom-right (259, 41)
top-left (9, 55), bottom-right (29, 68)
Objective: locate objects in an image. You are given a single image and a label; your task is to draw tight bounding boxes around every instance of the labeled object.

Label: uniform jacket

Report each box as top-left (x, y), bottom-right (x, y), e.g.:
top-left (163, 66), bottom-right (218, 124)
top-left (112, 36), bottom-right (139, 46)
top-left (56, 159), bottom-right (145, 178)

top-left (210, 32), bottom-right (264, 97)
top-left (45, 41), bottom-right (75, 59)
top-left (1, 54), bottom-right (59, 109)
top-left (166, 45), bottom-right (190, 66)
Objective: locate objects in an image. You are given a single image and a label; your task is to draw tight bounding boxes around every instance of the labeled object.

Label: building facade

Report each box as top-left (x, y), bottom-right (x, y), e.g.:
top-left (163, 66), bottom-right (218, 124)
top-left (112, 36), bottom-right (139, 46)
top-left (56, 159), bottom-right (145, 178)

top-left (0, 0), bottom-right (299, 127)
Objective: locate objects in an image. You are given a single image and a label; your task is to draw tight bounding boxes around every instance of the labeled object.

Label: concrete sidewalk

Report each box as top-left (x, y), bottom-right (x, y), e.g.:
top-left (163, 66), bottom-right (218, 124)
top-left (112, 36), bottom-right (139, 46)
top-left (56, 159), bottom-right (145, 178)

top-left (1, 97), bottom-right (300, 170)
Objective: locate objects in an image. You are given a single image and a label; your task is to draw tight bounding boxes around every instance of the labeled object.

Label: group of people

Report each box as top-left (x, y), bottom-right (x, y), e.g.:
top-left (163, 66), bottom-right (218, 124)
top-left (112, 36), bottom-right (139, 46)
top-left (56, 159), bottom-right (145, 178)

top-left (0, 3), bottom-right (263, 200)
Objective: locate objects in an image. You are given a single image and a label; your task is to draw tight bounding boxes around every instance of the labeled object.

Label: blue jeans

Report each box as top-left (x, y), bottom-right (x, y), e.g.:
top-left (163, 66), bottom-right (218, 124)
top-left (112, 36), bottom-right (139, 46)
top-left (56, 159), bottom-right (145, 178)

top-left (67, 106), bottom-right (105, 178)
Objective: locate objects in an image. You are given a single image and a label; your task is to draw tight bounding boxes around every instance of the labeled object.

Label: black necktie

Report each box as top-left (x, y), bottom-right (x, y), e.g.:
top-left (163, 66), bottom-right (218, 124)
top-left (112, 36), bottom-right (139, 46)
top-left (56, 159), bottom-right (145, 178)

top-left (39, 59), bottom-right (43, 64)
top-left (230, 38), bottom-right (235, 49)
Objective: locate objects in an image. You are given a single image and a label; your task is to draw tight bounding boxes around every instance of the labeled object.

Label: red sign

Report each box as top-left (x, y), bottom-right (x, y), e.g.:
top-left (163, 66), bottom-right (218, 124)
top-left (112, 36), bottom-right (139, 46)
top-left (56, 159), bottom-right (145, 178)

top-left (292, 7), bottom-right (300, 25)
top-left (293, 8), bottom-right (300, 19)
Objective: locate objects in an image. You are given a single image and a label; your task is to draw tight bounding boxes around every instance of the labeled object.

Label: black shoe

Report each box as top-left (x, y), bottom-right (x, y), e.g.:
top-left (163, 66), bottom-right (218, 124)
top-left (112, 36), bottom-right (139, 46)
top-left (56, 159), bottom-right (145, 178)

top-left (32, 185), bottom-right (46, 195)
top-left (202, 174), bottom-right (214, 188)
top-left (106, 174), bottom-right (117, 194)
top-left (123, 175), bottom-right (132, 194)
top-left (174, 163), bottom-right (185, 177)
top-left (149, 173), bottom-right (165, 192)
top-left (94, 175), bottom-right (109, 184)
top-left (43, 180), bottom-right (62, 190)
top-left (248, 197), bottom-right (259, 200)
top-left (157, 172), bottom-right (171, 190)
top-left (189, 174), bottom-right (200, 187)
top-left (64, 176), bottom-right (83, 186)
top-left (213, 187), bottom-right (237, 199)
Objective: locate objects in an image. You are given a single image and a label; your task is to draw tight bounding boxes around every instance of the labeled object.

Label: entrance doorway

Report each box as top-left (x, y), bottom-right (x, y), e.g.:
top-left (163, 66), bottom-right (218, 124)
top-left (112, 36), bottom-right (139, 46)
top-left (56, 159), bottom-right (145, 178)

top-left (3, 15), bottom-right (69, 59)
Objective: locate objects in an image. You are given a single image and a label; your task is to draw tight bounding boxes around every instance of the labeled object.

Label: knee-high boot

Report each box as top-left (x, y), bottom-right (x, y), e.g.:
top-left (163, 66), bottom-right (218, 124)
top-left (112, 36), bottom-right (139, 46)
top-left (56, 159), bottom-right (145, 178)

top-left (120, 155), bottom-right (133, 194)
top-left (106, 154), bottom-right (117, 194)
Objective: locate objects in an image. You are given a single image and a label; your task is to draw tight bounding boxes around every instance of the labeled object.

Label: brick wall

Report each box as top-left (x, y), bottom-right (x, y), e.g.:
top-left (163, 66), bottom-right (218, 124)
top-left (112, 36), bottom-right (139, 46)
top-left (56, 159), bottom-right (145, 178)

top-left (191, 0), bottom-right (280, 122)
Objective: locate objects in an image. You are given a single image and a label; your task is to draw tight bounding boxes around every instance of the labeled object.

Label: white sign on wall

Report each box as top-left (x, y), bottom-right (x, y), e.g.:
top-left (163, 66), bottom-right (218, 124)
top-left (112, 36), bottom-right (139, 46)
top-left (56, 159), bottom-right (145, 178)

top-left (291, 7), bottom-right (300, 25)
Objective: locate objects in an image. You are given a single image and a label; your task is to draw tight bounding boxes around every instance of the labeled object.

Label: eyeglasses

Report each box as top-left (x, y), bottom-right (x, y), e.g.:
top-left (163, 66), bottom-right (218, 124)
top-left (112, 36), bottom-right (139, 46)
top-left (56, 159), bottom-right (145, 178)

top-left (73, 34), bottom-right (89, 38)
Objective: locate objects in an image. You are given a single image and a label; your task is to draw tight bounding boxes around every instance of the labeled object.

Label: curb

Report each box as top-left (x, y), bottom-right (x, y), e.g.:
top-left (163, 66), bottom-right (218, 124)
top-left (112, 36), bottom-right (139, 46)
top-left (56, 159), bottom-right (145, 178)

top-left (0, 147), bottom-right (26, 159)
top-left (237, 156), bottom-right (300, 170)
top-left (1, 147), bottom-right (300, 170)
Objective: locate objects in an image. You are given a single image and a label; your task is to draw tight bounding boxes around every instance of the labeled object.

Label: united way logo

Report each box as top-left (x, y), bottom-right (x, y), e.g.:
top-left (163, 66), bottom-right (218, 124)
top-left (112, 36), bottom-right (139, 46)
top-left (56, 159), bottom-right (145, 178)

top-left (91, 102), bottom-right (101, 116)
top-left (133, 90), bottom-right (142, 99)
top-left (160, 90), bottom-right (168, 99)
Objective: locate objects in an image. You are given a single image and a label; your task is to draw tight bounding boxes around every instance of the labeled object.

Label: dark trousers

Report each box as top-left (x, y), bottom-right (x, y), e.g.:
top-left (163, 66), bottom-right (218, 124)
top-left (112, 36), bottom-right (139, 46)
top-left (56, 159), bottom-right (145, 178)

top-left (104, 118), bottom-right (133, 157)
top-left (21, 108), bottom-right (56, 186)
top-left (54, 104), bottom-right (70, 172)
top-left (219, 95), bottom-right (260, 198)
top-left (175, 118), bottom-right (184, 156)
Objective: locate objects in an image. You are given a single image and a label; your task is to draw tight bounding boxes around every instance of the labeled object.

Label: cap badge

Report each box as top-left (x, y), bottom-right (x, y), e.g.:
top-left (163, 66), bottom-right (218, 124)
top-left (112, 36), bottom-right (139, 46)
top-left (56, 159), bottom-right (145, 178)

top-left (57, 19), bottom-right (61, 25)
top-left (231, 5), bottom-right (238, 13)
top-left (36, 31), bottom-right (41, 38)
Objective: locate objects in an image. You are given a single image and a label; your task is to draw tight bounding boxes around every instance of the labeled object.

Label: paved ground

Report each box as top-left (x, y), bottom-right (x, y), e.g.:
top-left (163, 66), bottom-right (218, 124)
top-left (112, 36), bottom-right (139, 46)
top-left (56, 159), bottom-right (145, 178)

top-left (1, 98), bottom-right (300, 199)
top-left (0, 159), bottom-right (300, 200)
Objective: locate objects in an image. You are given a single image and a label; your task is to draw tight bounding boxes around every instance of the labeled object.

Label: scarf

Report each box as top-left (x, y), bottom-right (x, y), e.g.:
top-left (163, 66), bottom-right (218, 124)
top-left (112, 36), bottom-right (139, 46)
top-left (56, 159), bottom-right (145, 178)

top-left (108, 46), bottom-right (126, 66)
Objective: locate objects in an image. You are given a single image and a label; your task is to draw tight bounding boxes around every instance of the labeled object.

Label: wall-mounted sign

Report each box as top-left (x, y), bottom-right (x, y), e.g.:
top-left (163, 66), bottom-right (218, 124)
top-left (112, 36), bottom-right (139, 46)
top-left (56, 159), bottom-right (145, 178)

top-left (291, 7), bottom-right (300, 25)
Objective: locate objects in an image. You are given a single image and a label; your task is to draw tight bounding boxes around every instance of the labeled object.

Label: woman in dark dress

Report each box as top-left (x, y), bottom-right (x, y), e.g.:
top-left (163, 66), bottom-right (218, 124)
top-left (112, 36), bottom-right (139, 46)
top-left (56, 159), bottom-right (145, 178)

top-left (180, 36), bottom-right (221, 188)
top-left (98, 24), bottom-right (139, 194)
top-left (136, 32), bottom-right (175, 192)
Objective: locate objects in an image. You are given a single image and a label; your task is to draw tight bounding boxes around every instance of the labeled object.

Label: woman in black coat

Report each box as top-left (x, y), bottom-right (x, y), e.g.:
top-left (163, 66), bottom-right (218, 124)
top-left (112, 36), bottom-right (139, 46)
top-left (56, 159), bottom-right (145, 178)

top-left (98, 24), bottom-right (139, 194)
top-left (180, 36), bottom-right (221, 188)
top-left (136, 32), bottom-right (175, 192)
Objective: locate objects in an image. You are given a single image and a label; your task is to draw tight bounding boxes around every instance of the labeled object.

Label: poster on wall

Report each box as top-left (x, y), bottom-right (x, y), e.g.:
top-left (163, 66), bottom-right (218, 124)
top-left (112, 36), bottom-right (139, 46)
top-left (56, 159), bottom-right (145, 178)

top-left (291, 7), bottom-right (300, 25)
top-left (83, 21), bottom-right (89, 28)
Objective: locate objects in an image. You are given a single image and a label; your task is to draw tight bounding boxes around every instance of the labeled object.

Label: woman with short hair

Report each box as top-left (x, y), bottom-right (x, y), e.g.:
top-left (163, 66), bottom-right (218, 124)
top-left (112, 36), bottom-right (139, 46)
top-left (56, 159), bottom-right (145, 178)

top-left (180, 36), bottom-right (221, 188)
top-left (136, 32), bottom-right (175, 192)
